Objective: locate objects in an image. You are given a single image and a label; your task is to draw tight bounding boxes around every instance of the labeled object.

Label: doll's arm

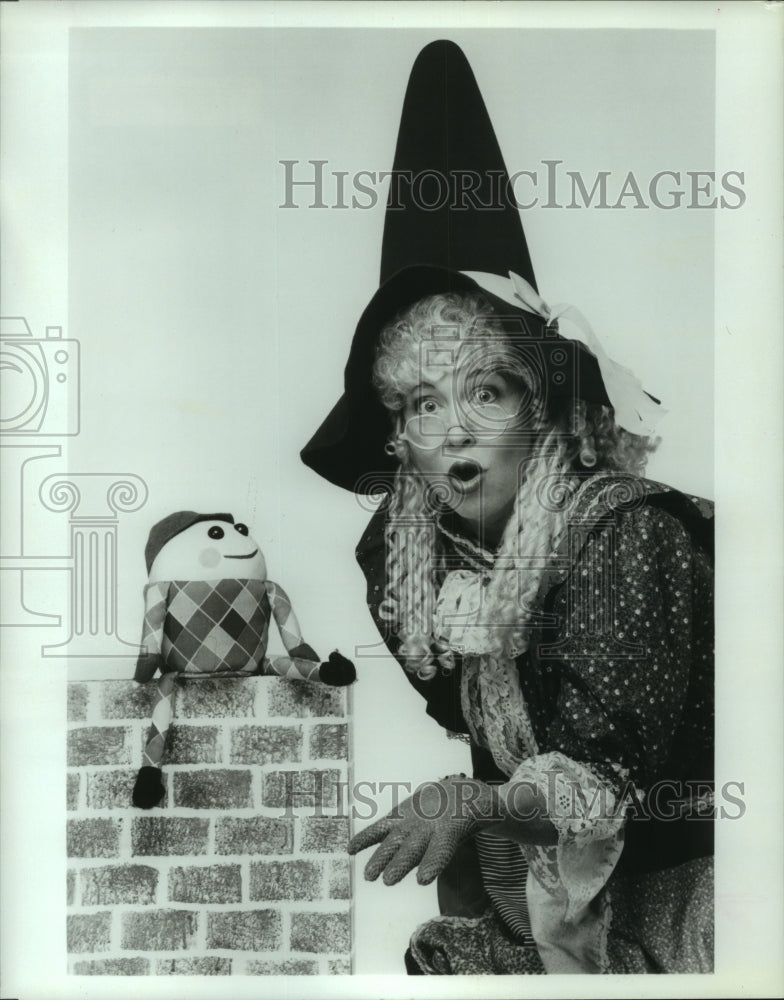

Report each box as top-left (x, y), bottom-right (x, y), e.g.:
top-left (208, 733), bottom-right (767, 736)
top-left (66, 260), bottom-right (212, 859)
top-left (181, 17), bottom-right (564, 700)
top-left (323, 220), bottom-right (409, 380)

top-left (266, 580), bottom-right (319, 660)
top-left (134, 582), bottom-right (169, 682)
top-left (264, 580), bottom-right (355, 685)
top-left (264, 580), bottom-right (322, 680)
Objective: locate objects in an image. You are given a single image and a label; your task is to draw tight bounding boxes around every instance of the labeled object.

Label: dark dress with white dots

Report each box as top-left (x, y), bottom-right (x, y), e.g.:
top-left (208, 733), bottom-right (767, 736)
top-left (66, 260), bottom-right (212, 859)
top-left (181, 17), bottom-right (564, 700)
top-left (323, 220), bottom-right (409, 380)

top-left (356, 472), bottom-right (714, 974)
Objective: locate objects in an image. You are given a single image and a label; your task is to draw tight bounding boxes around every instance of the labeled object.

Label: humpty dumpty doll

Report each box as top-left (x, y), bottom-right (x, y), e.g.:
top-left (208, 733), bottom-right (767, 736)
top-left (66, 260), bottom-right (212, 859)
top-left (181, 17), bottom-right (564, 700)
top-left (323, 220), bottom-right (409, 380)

top-left (132, 510), bottom-right (354, 808)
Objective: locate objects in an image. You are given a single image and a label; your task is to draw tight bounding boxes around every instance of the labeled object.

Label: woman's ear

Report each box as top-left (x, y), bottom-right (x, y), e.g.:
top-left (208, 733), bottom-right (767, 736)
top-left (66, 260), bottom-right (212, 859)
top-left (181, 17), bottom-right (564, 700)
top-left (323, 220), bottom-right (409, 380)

top-left (384, 436), bottom-right (408, 460)
top-left (382, 415), bottom-right (408, 460)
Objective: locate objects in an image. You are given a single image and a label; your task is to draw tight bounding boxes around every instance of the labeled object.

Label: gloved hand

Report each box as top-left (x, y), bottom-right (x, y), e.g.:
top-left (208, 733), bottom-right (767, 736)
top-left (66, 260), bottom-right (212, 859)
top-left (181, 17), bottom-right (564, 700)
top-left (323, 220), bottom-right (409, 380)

top-left (348, 776), bottom-right (494, 886)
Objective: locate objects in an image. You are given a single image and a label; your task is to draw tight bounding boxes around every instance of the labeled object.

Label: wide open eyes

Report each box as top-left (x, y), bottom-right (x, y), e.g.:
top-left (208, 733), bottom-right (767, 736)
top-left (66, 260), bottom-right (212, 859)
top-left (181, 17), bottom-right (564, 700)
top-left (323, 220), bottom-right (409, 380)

top-left (468, 384), bottom-right (500, 407)
top-left (234, 523), bottom-right (249, 535)
top-left (415, 396), bottom-right (440, 415)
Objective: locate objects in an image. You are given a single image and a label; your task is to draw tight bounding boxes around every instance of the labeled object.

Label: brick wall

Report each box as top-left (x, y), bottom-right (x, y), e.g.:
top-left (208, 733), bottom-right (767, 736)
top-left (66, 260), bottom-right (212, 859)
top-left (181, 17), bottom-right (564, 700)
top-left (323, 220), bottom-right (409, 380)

top-left (67, 677), bottom-right (352, 976)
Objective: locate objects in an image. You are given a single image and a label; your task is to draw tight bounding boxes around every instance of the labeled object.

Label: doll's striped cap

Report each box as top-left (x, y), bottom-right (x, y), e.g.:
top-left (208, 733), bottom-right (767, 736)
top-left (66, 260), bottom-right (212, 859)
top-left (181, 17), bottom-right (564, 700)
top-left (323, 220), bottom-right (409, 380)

top-left (144, 511), bottom-right (234, 574)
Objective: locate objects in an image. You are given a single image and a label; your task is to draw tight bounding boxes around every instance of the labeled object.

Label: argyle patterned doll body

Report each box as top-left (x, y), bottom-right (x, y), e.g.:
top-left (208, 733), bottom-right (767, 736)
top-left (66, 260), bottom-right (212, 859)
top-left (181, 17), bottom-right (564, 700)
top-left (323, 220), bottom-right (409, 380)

top-left (132, 511), bottom-right (354, 808)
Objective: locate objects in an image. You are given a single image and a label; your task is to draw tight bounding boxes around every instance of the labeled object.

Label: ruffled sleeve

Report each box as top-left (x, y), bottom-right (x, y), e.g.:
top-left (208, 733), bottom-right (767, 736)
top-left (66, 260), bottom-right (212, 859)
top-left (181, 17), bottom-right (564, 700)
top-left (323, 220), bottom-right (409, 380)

top-left (507, 751), bottom-right (624, 923)
top-left (499, 749), bottom-right (623, 972)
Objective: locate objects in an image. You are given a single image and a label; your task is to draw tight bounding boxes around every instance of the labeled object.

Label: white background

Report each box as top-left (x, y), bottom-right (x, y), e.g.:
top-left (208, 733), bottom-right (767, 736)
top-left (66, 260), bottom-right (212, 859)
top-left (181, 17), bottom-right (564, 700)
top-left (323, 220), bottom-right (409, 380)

top-left (1, 2), bottom-right (782, 998)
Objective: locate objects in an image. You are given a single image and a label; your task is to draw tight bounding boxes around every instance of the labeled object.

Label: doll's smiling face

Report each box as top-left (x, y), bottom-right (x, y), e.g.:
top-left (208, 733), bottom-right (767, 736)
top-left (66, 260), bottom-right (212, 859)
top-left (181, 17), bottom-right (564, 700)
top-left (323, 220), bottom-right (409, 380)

top-left (148, 521), bottom-right (267, 583)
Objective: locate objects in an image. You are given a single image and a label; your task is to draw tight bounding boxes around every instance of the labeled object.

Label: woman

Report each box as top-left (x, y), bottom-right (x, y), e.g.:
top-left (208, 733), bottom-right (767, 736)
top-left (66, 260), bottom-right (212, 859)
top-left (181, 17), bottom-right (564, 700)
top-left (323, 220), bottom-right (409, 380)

top-left (354, 288), bottom-right (713, 974)
top-left (301, 40), bottom-right (714, 974)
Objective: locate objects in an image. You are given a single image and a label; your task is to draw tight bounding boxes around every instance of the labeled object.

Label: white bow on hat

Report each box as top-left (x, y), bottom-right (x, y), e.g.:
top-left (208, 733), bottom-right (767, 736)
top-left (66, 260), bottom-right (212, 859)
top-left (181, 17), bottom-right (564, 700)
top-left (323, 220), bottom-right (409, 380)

top-left (462, 270), bottom-right (666, 437)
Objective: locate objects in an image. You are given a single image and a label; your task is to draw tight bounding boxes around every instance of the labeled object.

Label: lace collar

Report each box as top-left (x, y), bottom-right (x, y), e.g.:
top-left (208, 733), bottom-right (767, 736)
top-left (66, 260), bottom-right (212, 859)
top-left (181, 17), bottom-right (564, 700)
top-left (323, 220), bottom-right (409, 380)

top-left (435, 511), bottom-right (496, 574)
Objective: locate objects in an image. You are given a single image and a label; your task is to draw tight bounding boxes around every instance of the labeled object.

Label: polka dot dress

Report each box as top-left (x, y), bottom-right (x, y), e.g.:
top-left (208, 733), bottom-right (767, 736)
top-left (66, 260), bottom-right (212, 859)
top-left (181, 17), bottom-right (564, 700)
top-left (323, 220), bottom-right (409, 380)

top-left (528, 501), bottom-right (714, 803)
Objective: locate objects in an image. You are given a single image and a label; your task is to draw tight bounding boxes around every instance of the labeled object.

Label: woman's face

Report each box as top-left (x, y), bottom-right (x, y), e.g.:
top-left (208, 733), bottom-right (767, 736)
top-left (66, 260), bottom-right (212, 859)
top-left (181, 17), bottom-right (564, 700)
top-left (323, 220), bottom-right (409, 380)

top-left (400, 344), bottom-right (535, 546)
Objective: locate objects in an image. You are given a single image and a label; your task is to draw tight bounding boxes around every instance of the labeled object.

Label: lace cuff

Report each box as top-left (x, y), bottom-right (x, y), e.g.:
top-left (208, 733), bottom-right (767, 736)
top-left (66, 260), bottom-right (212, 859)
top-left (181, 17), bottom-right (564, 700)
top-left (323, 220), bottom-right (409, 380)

top-left (508, 750), bottom-right (626, 922)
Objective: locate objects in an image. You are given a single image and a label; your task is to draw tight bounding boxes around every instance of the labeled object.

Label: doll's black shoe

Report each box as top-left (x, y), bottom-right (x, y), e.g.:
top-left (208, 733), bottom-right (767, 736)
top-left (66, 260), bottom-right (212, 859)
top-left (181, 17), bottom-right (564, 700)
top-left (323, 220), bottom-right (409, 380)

top-left (132, 766), bottom-right (166, 808)
top-left (319, 650), bottom-right (356, 686)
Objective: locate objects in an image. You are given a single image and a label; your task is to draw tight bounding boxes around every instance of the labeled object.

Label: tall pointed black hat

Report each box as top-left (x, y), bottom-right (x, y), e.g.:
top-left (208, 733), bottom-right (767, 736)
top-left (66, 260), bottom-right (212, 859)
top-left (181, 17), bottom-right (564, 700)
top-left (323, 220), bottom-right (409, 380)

top-left (301, 40), bottom-right (642, 494)
top-left (379, 41), bottom-right (536, 287)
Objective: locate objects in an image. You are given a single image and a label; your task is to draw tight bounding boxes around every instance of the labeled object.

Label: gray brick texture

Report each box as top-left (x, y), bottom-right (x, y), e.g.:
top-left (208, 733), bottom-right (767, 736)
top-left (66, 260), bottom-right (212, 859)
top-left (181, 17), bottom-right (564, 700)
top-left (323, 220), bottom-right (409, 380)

top-left (301, 815), bottom-right (350, 853)
top-left (85, 768), bottom-right (137, 809)
top-left (167, 864), bottom-right (242, 904)
top-left (214, 816), bottom-right (294, 855)
top-left (67, 676), bottom-right (351, 976)
top-left (67, 911), bottom-right (112, 952)
top-left (67, 818), bottom-right (122, 858)
top-left (247, 958), bottom-right (318, 975)
top-left (172, 768), bottom-right (253, 809)
top-left (230, 724), bottom-right (302, 764)
top-left (267, 678), bottom-right (346, 718)
top-left (121, 909), bottom-right (199, 951)
top-left (165, 724), bottom-right (221, 764)
top-left (72, 958), bottom-right (150, 975)
top-left (309, 722), bottom-right (348, 759)
top-left (67, 772), bottom-right (80, 810)
top-left (262, 767), bottom-right (343, 809)
top-left (80, 864), bottom-right (158, 905)
top-left (68, 726), bottom-right (131, 766)
top-left (156, 957), bottom-right (232, 975)
top-left (290, 911), bottom-right (351, 953)
top-left (131, 817), bottom-right (209, 856)
top-left (67, 683), bottom-right (89, 722)
top-left (249, 860), bottom-right (322, 901)
top-left (206, 910), bottom-right (282, 951)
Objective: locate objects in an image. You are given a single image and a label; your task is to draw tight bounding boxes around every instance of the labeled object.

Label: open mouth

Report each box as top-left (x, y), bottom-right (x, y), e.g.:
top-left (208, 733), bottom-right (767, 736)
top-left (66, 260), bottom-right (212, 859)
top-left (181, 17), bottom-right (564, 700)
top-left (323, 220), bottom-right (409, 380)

top-left (448, 460), bottom-right (483, 489)
top-left (224, 548), bottom-right (259, 560)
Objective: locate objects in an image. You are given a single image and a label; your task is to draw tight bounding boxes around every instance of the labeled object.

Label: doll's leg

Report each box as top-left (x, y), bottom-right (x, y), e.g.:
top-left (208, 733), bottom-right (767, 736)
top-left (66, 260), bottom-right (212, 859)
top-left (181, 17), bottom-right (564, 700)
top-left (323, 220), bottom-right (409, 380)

top-left (142, 670), bottom-right (177, 767)
top-left (132, 671), bottom-right (177, 808)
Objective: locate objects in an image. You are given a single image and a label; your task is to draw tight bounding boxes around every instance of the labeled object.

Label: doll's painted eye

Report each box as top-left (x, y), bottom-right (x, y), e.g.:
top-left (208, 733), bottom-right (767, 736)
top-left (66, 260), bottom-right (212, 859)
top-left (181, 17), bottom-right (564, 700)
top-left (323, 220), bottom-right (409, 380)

top-left (234, 523), bottom-right (249, 535)
top-left (208, 525), bottom-right (225, 539)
